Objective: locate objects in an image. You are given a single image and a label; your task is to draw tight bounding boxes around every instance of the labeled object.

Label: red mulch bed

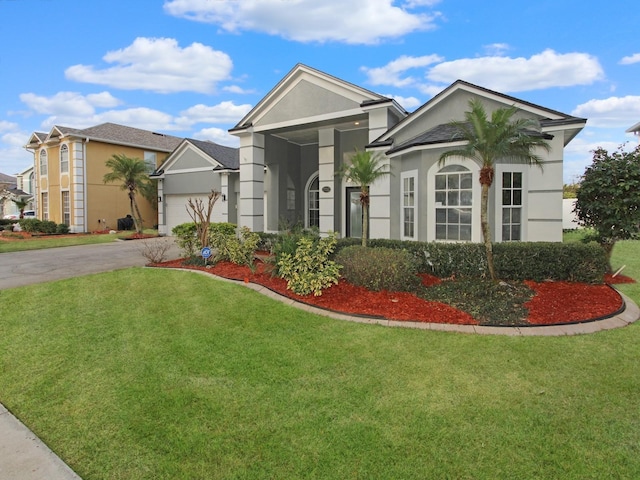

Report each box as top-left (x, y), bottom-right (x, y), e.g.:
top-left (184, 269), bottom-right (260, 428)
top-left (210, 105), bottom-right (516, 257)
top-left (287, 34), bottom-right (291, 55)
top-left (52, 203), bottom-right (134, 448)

top-left (152, 259), bottom-right (630, 327)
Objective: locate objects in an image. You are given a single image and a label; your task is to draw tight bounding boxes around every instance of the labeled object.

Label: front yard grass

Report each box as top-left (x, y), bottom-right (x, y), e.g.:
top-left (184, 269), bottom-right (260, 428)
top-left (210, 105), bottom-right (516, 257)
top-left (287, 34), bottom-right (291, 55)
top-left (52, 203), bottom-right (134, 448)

top-left (0, 240), bottom-right (639, 479)
top-left (0, 229), bottom-right (158, 253)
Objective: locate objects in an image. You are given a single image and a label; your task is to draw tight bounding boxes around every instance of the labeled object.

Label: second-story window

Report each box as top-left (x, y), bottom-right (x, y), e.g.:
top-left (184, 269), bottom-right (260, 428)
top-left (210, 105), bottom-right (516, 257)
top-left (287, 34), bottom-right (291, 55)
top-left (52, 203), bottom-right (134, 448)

top-left (60, 144), bottom-right (69, 174)
top-left (39, 149), bottom-right (48, 176)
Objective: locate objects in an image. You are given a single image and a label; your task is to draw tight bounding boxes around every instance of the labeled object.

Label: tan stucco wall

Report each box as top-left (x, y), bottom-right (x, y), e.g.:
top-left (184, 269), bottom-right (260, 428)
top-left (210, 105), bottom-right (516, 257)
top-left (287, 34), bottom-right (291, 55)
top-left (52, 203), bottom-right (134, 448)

top-left (34, 139), bottom-right (168, 231)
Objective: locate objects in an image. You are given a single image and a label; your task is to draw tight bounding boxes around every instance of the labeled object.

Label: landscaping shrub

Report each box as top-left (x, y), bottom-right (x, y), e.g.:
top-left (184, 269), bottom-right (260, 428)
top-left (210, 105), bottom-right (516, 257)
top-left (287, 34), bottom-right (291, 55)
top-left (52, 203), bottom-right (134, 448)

top-left (335, 245), bottom-right (420, 292)
top-left (56, 223), bottom-right (70, 234)
top-left (277, 232), bottom-right (341, 296)
top-left (18, 218), bottom-right (42, 233)
top-left (39, 221), bottom-right (57, 234)
top-left (493, 242), bottom-right (608, 283)
top-left (335, 238), bottom-right (607, 283)
top-left (211, 226), bottom-right (260, 268)
top-left (209, 222), bottom-right (236, 237)
top-left (271, 228), bottom-right (321, 275)
top-left (172, 222), bottom-right (198, 257)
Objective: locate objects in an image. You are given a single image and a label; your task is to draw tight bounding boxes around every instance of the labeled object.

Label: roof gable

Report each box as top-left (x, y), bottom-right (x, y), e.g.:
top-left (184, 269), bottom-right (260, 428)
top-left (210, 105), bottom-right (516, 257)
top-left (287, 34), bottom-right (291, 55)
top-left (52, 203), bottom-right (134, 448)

top-left (232, 64), bottom-right (388, 132)
top-left (158, 138), bottom-right (239, 174)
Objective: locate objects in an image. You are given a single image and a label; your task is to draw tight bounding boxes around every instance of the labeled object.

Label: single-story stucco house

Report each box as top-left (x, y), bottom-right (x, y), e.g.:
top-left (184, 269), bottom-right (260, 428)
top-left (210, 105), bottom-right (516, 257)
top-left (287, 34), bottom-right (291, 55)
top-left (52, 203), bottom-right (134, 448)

top-left (154, 138), bottom-right (239, 235)
top-left (161, 64), bottom-right (586, 243)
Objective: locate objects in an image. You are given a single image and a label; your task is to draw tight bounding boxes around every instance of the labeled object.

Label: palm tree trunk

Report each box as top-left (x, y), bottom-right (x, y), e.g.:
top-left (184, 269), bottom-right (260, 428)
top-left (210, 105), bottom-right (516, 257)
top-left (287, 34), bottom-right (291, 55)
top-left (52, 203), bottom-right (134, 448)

top-left (480, 182), bottom-right (497, 281)
top-left (129, 190), bottom-right (143, 234)
top-left (361, 186), bottom-right (369, 247)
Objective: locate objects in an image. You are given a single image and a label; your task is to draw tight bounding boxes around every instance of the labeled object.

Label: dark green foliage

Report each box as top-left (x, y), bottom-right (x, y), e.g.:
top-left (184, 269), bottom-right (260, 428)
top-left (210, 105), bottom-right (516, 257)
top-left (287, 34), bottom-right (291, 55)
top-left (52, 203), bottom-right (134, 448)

top-left (335, 238), bottom-right (606, 283)
top-left (574, 144), bottom-right (640, 268)
top-left (335, 245), bottom-right (420, 292)
top-left (56, 223), bottom-right (70, 234)
top-left (40, 221), bottom-right (57, 234)
top-left (270, 228), bottom-right (320, 276)
top-left (419, 278), bottom-right (534, 326)
top-left (183, 256), bottom-right (207, 267)
top-left (172, 222), bottom-right (198, 257)
top-left (18, 218), bottom-right (41, 233)
top-left (493, 242), bottom-right (608, 283)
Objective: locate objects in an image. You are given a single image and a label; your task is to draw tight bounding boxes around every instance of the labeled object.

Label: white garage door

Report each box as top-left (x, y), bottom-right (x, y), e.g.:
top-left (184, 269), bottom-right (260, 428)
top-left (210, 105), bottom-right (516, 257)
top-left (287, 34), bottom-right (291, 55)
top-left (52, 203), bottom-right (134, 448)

top-left (165, 194), bottom-right (226, 235)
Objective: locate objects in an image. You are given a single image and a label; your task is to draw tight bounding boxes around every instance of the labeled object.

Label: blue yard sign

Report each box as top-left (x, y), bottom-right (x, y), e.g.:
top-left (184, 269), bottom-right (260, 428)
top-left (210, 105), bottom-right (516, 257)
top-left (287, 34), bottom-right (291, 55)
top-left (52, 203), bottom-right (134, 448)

top-left (201, 247), bottom-right (211, 259)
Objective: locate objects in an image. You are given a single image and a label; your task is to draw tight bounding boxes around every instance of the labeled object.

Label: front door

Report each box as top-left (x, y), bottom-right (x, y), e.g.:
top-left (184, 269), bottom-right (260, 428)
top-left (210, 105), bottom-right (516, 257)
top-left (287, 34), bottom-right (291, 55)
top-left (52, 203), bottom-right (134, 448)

top-left (346, 187), bottom-right (363, 239)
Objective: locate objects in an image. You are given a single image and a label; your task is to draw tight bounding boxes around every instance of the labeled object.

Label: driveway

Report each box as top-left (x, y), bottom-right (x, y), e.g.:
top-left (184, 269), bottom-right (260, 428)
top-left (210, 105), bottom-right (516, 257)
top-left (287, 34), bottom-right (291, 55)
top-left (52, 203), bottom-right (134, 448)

top-left (0, 237), bottom-right (181, 290)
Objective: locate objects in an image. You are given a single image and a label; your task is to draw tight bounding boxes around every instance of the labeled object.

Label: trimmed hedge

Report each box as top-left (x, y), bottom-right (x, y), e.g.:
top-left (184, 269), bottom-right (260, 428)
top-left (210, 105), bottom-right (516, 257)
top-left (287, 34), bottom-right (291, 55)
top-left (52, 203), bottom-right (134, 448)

top-left (335, 245), bottom-right (420, 292)
top-left (334, 238), bottom-right (607, 283)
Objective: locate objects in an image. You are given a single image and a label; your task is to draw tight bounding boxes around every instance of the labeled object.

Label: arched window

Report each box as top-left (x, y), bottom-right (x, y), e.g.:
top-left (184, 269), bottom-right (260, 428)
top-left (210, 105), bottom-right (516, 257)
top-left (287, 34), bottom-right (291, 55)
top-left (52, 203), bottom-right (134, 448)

top-left (307, 175), bottom-right (319, 229)
top-left (39, 149), bottom-right (48, 176)
top-left (435, 165), bottom-right (472, 241)
top-left (60, 144), bottom-right (69, 173)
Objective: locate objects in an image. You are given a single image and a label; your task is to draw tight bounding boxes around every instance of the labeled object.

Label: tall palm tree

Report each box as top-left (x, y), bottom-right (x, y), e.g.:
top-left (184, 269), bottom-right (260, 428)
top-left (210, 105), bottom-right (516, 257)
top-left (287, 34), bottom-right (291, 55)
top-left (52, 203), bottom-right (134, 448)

top-left (439, 99), bottom-right (551, 281)
top-left (103, 154), bottom-right (151, 234)
top-left (338, 148), bottom-right (391, 247)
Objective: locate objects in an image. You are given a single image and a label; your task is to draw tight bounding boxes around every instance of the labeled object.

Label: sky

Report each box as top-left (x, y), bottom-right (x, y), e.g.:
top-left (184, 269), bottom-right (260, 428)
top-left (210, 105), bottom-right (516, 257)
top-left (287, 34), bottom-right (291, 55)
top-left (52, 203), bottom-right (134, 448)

top-left (1, 0), bottom-right (638, 183)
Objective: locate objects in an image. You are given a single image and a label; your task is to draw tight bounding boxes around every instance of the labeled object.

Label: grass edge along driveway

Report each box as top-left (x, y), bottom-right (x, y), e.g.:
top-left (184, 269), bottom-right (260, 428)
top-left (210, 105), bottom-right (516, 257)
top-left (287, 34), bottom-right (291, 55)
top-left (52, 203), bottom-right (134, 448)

top-left (0, 242), bottom-right (639, 479)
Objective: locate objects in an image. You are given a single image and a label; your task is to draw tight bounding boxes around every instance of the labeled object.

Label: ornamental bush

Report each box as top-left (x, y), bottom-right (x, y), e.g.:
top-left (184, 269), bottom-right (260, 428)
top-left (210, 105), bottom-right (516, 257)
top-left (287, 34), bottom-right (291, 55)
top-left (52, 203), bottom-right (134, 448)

top-left (211, 226), bottom-right (260, 268)
top-left (335, 245), bottom-right (420, 292)
top-left (277, 232), bottom-right (341, 296)
top-left (172, 222), bottom-right (198, 257)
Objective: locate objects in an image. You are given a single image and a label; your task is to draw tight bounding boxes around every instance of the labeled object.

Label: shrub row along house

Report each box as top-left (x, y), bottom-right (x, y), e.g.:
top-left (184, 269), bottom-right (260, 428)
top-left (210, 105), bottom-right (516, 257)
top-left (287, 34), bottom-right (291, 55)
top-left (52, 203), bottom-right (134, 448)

top-left (26, 64), bottom-right (586, 242)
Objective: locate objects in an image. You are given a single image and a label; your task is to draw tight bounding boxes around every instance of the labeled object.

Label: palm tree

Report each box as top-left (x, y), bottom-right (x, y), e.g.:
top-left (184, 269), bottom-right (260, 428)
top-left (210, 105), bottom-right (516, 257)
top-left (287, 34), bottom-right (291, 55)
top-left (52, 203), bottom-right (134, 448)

top-left (103, 154), bottom-right (151, 234)
top-left (11, 198), bottom-right (29, 218)
top-left (338, 148), bottom-right (391, 247)
top-left (439, 99), bottom-right (551, 281)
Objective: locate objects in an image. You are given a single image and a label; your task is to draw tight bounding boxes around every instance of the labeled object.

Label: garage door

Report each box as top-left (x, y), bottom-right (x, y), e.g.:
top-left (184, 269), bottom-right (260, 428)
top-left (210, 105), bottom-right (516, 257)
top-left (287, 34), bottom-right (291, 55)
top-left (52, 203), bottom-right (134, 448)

top-left (165, 194), bottom-right (226, 235)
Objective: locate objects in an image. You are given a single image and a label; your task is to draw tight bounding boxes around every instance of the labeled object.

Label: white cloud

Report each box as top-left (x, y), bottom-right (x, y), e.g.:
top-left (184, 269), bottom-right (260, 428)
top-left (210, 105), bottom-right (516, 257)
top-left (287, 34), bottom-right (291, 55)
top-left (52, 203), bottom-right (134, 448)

top-left (572, 96), bottom-right (640, 128)
top-left (192, 127), bottom-right (240, 147)
top-left (386, 94), bottom-right (422, 110)
top-left (163, 0), bottom-right (440, 44)
top-left (620, 53), bottom-right (640, 65)
top-left (19, 91), bottom-right (116, 117)
top-left (223, 85), bottom-right (256, 95)
top-left (427, 49), bottom-right (604, 92)
top-left (0, 121), bottom-right (19, 133)
top-left (483, 43), bottom-right (510, 56)
top-left (361, 54), bottom-right (443, 87)
top-left (176, 101), bottom-right (252, 127)
top-left (65, 37), bottom-right (233, 94)
top-left (417, 83), bottom-right (446, 97)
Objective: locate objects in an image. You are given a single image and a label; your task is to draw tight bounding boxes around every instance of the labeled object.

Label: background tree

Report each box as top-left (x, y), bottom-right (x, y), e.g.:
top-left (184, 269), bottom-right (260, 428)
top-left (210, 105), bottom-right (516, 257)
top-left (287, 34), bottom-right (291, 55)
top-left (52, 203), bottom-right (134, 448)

top-left (439, 99), bottom-right (551, 281)
top-left (103, 154), bottom-right (151, 234)
top-left (186, 190), bottom-right (221, 250)
top-left (338, 149), bottom-right (391, 247)
top-left (574, 144), bottom-right (640, 270)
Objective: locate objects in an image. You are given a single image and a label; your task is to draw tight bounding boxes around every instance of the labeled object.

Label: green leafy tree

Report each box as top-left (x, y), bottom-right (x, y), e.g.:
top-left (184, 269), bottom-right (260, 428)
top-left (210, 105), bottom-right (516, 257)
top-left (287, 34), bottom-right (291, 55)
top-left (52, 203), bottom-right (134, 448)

top-left (103, 154), bottom-right (151, 234)
top-left (338, 148), bottom-right (391, 247)
top-left (574, 144), bottom-right (640, 270)
top-left (439, 99), bottom-right (551, 281)
top-left (11, 198), bottom-right (28, 218)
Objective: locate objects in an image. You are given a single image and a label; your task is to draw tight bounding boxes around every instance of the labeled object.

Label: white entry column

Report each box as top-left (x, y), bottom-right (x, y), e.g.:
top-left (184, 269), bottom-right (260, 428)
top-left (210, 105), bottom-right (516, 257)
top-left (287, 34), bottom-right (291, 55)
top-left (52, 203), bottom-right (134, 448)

top-left (237, 130), bottom-right (265, 232)
top-left (318, 128), bottom-right (335, 235)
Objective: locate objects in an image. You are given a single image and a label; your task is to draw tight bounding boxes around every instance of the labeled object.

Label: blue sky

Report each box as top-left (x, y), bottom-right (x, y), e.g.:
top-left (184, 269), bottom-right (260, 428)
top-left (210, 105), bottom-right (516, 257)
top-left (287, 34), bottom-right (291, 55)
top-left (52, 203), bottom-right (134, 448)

top-left (1, 0), bottom-right (638, 182)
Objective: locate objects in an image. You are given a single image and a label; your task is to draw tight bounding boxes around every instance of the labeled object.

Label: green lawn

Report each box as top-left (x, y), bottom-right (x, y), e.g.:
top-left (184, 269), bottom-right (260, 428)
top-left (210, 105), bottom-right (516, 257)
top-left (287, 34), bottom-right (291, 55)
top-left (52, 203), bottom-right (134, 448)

top-left (0, 230), bottom-right (158, 253)
top-left (0, 240), bottom-right (639, 479)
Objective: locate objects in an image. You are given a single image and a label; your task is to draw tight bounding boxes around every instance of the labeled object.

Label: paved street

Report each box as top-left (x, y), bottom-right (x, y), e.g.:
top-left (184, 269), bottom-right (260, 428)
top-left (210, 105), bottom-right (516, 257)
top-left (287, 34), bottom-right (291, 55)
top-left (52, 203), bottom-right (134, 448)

top-left (0, 237), bottom-right (181, 290)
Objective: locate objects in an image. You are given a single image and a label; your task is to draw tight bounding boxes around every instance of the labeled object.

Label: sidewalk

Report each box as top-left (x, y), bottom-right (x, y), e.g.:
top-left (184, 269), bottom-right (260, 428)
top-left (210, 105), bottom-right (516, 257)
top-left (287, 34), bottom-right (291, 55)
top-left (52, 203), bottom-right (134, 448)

top-left (0, 404), bottom-right (80, 480)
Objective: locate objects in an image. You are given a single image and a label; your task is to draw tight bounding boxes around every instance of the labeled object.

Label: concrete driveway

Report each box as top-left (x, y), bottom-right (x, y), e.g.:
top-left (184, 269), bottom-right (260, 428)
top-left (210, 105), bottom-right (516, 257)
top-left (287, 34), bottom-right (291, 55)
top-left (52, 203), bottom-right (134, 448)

top-left (0, 236), bottom-right (182, 290)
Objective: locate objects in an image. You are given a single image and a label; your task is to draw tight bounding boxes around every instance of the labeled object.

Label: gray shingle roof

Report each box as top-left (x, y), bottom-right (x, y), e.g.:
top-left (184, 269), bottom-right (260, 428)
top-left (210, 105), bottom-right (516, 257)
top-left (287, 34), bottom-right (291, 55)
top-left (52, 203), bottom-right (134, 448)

top-left (0, 172), bottom-right (17, 185)
top-left (76, 123), bottom-right (182, 152)
top-left (186, 138), bottom-right (239, 170)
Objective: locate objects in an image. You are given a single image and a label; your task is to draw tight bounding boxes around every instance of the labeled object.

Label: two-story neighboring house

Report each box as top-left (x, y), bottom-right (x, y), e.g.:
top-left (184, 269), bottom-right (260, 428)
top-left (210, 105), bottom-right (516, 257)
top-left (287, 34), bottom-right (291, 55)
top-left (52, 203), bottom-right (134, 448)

top-left (25, 123), bottom-right (182, 232)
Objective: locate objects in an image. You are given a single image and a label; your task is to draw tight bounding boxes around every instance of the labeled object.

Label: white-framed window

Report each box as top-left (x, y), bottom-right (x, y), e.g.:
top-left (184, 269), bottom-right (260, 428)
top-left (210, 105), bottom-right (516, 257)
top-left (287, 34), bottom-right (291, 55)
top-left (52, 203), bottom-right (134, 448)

top-left (144, 151), bottom-right (157, 173)
top-left (60, 144), bottom-right (69, 174)
top-left (39, 149), bottom-right (48, 176)
top-left (401, 170), bottom-right (417, 240)
top-left (435, 165), bottom-right (473, 241)
top-left (62, 191), bottom-right (70, 226)
top-left (501, 171), bottom-right (523, 241)
top-left (307, 175), bottom-right (319, 229)
top-left (41, 192), bottom-right (49, 221)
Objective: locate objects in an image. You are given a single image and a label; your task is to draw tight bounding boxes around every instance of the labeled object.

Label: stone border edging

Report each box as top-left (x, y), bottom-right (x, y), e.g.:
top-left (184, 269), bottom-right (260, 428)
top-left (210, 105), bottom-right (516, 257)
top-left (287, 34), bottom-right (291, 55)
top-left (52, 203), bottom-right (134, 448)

top-left (159, 267), bottom-right (640, 336)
